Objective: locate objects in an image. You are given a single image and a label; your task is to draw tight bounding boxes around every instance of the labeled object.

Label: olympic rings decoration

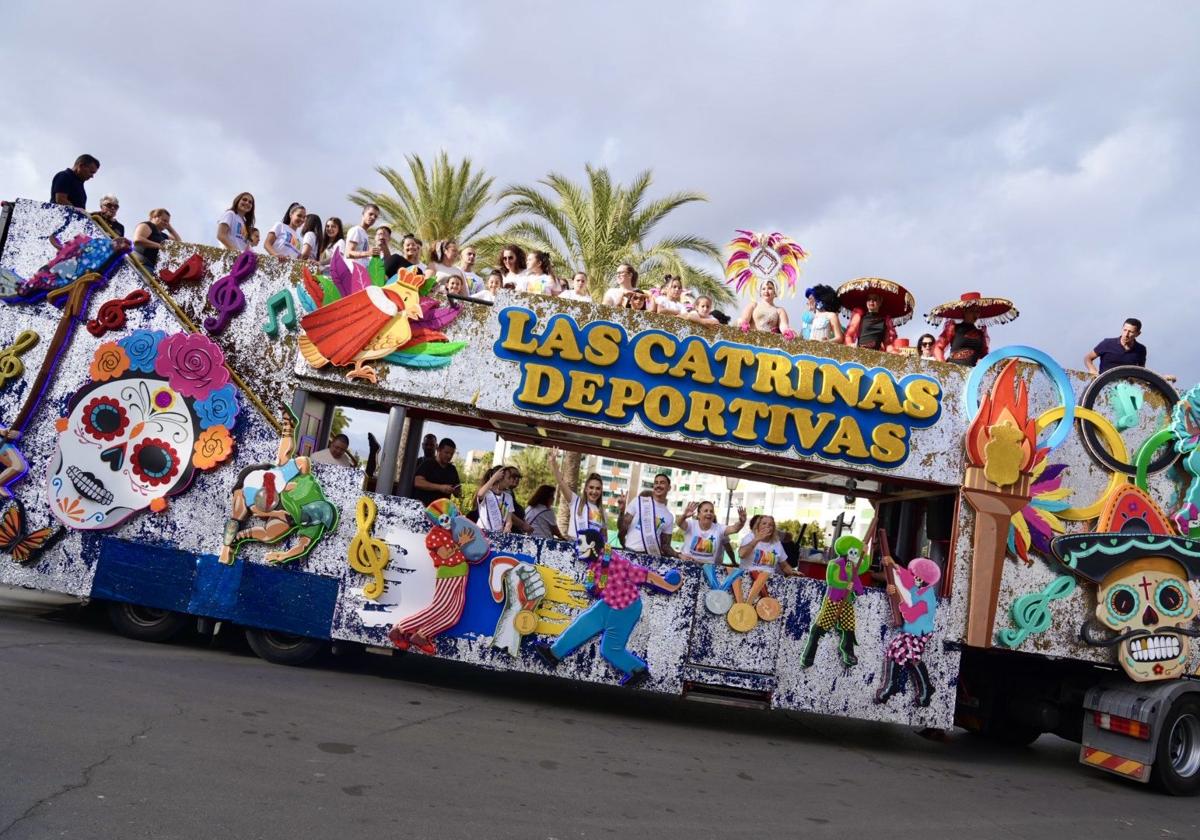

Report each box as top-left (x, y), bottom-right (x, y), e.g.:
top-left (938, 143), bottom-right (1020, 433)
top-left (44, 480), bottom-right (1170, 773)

top-left (1079, 365), bottom-right (1179, 476)
top-left (1035, 406), bottom-right (1129, 522)
top-left (1134, 428), bottom-right (1176, 493)
top-left (965, 346), bottom-right (1077, 452)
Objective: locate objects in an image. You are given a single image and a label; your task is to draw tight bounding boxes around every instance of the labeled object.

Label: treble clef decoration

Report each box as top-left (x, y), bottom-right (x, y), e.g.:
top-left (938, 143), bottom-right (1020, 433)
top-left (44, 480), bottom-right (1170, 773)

top-left (996, 574), bottom-right (1077, 649)
top-left (0, 331), bottom-right (40, 389)
top-left (348, 496), bottom-right (389, 600)
top-left (86, 289), bottom-right (152, 337)
top-left (203, 251), bottom-right (257, 334)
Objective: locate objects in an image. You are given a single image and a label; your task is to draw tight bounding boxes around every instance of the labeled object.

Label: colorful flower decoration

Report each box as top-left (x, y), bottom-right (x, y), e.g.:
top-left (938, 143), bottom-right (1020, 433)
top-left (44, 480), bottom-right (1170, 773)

top-left (1008, 459), bottom-right (1073, 566)
top-left (88, 342), bottom-right (131, 382)
top-left (192, 426), bottom-right (235, 470)
top-left (118, 329), bottom-right (167, 373)
top-left (724, 230), bottom-right (807, 298)
top-left (154, 332), bottom-right (230, 400)
top-left (193, 383), bottom-right (240, 431)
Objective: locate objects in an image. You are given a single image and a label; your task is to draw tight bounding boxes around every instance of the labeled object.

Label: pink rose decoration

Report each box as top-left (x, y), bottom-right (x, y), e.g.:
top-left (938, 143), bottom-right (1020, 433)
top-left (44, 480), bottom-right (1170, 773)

top-left (154, 332), bottom-right (230, 401)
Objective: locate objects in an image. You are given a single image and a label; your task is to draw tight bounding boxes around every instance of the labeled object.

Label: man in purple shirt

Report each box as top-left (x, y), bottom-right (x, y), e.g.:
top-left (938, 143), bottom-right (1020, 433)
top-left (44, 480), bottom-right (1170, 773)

top-left (1085, 318), bottom-right (1147, 375)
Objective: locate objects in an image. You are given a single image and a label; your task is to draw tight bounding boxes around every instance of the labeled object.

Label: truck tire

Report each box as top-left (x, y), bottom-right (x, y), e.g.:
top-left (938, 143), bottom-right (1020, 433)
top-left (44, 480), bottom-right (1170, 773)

top-left (244, 628), bottom-right (324, 666)
top-left (1153, 697), bottom-right (1200, 796)
top-left (107, 602), bottom-right (190, 643)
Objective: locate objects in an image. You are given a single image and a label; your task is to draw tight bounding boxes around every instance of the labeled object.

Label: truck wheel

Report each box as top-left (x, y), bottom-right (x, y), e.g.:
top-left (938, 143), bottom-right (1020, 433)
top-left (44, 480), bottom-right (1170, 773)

top-left (244, 628), bottom-right (324, 666)
top-left (1153, 698), bottom-right (1200, 796)
top-left (107, 602), bottom-right (190, 643)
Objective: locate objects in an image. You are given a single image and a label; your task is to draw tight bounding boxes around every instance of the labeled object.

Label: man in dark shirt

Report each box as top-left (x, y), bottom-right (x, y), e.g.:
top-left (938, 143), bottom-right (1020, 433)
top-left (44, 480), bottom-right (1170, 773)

top-left (411, 438), bottom-right (461, 506)
top-left (1085, 318), bottom-right (1147, 374)
top-left (51, 154), bottom-right (100, 209)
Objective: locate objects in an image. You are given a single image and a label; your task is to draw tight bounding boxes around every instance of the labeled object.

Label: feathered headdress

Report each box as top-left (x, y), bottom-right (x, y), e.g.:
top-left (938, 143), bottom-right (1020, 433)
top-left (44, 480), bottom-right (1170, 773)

top-left (724, 230), bottom-right (807, 298)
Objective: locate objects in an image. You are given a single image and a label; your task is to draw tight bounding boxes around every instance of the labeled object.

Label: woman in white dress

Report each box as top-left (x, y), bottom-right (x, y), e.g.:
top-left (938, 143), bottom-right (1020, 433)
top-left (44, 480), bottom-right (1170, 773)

top-left (651, 275), bottom-right (688, 316)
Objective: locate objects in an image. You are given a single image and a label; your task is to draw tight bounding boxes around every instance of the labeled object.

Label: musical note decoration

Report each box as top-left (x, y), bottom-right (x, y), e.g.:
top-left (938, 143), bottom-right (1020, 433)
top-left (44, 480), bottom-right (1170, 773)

top-left (203, 251), bottom-right (257, 334)
top-left (86, 290), bottom-right (152, 338)
top-left (0, 331), bottom-right (39, 389)
top-left (995, 573), bottom-right (1077, 649)
top-left (160, 253), bottom-right (208, 286)
top-left (348, 496), bottom-right (389, 600)
top-left (262, 289), bottom-right (298, 338)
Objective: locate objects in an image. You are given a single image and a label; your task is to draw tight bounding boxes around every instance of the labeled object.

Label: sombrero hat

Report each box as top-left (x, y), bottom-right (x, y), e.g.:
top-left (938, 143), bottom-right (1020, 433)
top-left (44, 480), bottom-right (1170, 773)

top-left (836, 277), bottom-right (915, 326)
top-left (1050, 485), bottom-right (1200, 583)
top-left (925, 291), bottom-right (1019, 327)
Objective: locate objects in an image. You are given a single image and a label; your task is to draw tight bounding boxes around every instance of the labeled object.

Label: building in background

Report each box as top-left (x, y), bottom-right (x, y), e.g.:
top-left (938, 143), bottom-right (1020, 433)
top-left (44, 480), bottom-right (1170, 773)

top-left (493, 437), bottom-right (873, 538)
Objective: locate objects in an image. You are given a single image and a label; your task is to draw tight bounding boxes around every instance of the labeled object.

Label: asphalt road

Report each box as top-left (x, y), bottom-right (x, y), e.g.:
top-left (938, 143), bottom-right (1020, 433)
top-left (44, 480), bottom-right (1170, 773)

top-left (0, 588), bottom-right (1197, 840)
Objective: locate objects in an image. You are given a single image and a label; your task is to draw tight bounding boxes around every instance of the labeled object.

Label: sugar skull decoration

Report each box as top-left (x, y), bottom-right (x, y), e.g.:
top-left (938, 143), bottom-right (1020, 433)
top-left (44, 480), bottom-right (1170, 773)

top-left (47, 330), bottom-right (237, 530)
top-left (1051, 485), bottom-right (1200, 682)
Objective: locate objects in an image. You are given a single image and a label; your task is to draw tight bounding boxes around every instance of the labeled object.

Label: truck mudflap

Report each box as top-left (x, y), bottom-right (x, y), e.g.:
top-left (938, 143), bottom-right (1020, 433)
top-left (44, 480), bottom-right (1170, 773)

top-left (1081, 680), bottom-right (1200, 785)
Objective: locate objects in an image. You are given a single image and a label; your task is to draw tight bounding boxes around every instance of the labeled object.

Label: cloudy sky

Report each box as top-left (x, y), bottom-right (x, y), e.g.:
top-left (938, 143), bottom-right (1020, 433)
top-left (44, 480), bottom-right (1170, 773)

top-left (3, 1), bottom-right (1198, 388)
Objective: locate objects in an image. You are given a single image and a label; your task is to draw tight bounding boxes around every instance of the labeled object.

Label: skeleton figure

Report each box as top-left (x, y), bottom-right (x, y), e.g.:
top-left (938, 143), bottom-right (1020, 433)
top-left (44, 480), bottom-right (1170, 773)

top-left (1052, 485), bottom-right (1200, 683)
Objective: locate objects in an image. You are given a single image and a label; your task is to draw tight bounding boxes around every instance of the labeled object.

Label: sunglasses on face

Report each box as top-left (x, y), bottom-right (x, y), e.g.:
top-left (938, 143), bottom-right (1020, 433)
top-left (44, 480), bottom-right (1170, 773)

top-left (920, 341), bottom-right (934, 347)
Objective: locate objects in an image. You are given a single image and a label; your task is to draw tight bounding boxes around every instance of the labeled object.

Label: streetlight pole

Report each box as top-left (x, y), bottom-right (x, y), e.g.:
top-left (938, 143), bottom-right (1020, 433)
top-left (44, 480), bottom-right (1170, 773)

top-left (724, 475), bottom-right (740, 526)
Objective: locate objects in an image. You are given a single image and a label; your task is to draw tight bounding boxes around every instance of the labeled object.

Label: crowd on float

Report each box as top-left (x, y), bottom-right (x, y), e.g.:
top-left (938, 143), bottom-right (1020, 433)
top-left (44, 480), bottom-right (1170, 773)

top-left (51, 154), bottom-right (1151, 375)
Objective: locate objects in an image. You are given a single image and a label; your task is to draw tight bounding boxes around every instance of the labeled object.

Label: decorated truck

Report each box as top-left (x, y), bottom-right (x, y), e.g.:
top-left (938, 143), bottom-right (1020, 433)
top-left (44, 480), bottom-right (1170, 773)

top-left (0, 199), bottom-right (1197, 793)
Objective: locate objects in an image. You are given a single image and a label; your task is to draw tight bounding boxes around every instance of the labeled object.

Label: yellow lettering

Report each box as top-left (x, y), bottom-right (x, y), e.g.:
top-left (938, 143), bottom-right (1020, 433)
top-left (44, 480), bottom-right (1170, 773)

top-left (584, 324), bottom-right (622, 367)
top-left (714, 346), bottom-right (756, 388)
top-left (728, 398), bottom-right (771, 441)
top-left (516, 364), bottom-right (564, 406)
top-left (858, 372), bottom-right (903, 414)
top-left (684, 392), bottom-right (727, 435)
top-left (633, 333), bottom-right (675, 375)
top-left (535, 317), bottom-right (583, 361)
top-left (644, 386), bottom-right (687, 426)
top-left (764, 405), bottom-right (792, 445)
top-left (822, 416), bottom-right (870, 458)
top-left (562, 371), bottom-right (605, 414)
top-left (668, 339), bottom-right (715, 384)
top-left (817, 364), bottom-right (863, 406)
top-left (870, 423), bottom-right (908, 463)
top-left (791, 359), bottom-right (818, 400)
top-left (500, 309), bottom-right (538, 354)
top-left (752, 353), bottom-right (794, 397)
top-left (605, 377), bottom-right (646, 420)
top-left (788, 408), bottom-right (836, 449)
top-left (902, 379), bottom-right (941, 420)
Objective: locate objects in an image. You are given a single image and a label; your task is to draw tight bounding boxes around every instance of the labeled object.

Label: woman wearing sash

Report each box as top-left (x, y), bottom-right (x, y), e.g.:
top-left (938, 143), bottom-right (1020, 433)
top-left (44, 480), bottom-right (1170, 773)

top-left (548, 450), bottom-right (608, 543)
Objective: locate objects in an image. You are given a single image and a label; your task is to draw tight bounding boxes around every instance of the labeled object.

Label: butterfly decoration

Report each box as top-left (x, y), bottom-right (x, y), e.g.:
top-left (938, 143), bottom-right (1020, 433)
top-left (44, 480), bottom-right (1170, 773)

top-left (0, 499), bottom-right (59, 566)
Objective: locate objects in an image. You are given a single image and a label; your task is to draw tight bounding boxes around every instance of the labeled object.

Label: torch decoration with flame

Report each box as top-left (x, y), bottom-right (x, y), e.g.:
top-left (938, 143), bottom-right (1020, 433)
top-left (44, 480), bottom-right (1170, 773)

top-left (962, 359), bottom-right (1049, 648)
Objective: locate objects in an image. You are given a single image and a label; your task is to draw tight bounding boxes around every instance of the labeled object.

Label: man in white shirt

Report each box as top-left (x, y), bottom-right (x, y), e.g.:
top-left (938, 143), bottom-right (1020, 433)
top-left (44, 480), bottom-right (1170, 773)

top-left (344, 204), bottom-right (381, 268)
top-left (460, 245), bottom-right (483, 294)
top-left (619, 473), bottom-right (677, 556)
top-left (311, 434), bottom-right (357, 468)
top-left (602, 263), bottom-right (639, 306)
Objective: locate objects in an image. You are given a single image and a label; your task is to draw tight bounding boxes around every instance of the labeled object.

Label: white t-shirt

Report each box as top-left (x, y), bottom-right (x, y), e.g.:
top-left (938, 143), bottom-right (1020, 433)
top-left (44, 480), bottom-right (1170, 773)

top-left (430, 262), bottom-right (465, 283)
top-left (624, 497), bottom-right (673, 554)
top-left (602, 286), bottom-right (631, 306)
top-left (739, 531), bottom-right (787, 574)
top-left (345, 225), bottom-right (370, 267)
top-left (463, 271), bottom-right (483, 294)
top-left (473, 289), bottom-right (496, 302)
top-left (560, 290), bottom-right (593, 303)
top-left (682, 520), bottom-right (726, 564)
top-left (217, 210), bottom-right (248, 251)
top-left (301, 230), bottom-right (319, 260)
top-left (322, 238), bottom-right (344, 265)
top-left (655, 297), bottom-right (688, 315)
top-left (479, 489), bottom-right (516, 532)
top-left (523, 273), bottom-right (559, 296)
top-left (566, 491), bottom-right (605, 538)
top-left (270, 223), bottom-right (303, 259)
top-left (504, 271), bottom-right (526, 291)
top-left (311, 448), bottom-right (355, 468)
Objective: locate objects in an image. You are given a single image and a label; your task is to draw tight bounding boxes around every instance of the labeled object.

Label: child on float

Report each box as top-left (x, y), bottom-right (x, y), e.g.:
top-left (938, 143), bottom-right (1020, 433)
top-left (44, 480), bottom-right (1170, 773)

top-left (686, 295), bottom-right (720, 326)
top-left (678, 500), bottom-right (746, 564)
top-left (476, 465), bottom-right (517, 533)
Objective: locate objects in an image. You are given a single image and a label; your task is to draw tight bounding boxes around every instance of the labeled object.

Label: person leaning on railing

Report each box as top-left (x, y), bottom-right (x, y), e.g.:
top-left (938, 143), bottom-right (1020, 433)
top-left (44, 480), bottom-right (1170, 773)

top-left (132, 208), bottom-right (180, 272)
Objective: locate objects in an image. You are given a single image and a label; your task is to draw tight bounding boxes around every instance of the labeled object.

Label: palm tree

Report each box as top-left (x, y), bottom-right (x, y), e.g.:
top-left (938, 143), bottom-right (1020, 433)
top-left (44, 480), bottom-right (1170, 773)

top-left (348, 151), bottom-right (495, 244)
top-left (475, 165), bottom-right (730, 304)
